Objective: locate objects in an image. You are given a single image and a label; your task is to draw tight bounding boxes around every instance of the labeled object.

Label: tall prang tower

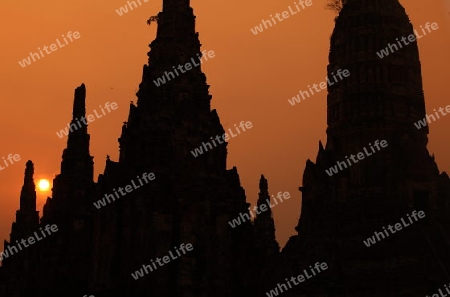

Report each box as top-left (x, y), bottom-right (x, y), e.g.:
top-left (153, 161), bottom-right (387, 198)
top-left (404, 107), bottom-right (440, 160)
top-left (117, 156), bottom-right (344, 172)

top-left (3, 161), bottom-right (39, 269)
top-left (1, 161), bottom-right (39, 297)
top-left (275, 0), bottom-right (450, 296)
top-left (24, 84), bottom-right (97, 297)
top-left (90, 0), bottom-right (259, 296)
top-left (9, 161), bottom-right (40, 248)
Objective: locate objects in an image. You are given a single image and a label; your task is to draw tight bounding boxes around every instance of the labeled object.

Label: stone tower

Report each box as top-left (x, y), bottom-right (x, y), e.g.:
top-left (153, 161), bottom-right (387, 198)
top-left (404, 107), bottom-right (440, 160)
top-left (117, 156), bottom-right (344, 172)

top-left (10, 161), bottom-right (40, 247)
top-left (275, 0), bottom-right (450, 296)
top-left (89, 0), bottom-right (258, 296)
top-left (254, 175), bottom-right (279, 260)
top-left (19, 84), bottom-right (97, 297)
top-left (1, 161), bottom-right (39, 297)
top-left (253, 175), bottom-right (280, 296)
top-left (42, 83), bottom-right (95, 225)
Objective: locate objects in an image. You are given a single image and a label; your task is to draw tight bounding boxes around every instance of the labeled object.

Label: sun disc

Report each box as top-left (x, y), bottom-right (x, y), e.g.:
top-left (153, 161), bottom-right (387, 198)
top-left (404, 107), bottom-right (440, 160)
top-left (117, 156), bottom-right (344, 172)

top-left (38, 179), bottom-right (50, 191)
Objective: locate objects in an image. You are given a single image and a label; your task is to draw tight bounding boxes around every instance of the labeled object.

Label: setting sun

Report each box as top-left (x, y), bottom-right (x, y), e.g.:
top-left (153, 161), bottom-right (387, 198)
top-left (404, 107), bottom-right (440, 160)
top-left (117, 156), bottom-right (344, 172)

top-left (38, 179), bottom-right (50, 191)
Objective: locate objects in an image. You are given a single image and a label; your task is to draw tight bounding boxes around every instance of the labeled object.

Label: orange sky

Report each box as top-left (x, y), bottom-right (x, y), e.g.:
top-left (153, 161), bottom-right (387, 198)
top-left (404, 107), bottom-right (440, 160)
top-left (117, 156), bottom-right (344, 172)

top-left (1, 0), bottom-right (449, 249)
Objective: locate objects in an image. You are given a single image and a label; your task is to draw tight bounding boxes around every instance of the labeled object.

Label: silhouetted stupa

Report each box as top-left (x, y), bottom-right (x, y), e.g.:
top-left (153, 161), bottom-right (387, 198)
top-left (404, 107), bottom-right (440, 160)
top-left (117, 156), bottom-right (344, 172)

top-left (273, 0), bottom-right (450, 296)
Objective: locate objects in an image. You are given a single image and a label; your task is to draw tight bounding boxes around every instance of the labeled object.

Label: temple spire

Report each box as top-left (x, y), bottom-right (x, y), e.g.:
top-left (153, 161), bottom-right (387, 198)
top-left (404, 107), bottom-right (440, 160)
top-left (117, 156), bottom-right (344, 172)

top-left (254, 175), bottom-right (279, 258)
top-left (41, 84), bottom-right (94, 224)
top-left (10, 161), bottom-right (39, 243)
top-left (60, 83), bottom-right (93, 181)
top-left (19, 160), bottom-right (37, 212)
top-left (72, 83), bottom-right (86, 123)
top-left (138, 0), bottom-right (201, 98)
top-left (327, 0), bottom-right (427, 147)
top-left (124, 0), bottom-right (222, 170)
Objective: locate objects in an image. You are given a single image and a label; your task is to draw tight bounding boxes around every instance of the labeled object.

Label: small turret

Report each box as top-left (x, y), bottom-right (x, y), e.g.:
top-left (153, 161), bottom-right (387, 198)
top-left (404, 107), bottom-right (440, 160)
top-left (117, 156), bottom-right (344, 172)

top-left (253, 175), bottom-right (280, 258)
top-left (10, 160), bottom-right (39, 243)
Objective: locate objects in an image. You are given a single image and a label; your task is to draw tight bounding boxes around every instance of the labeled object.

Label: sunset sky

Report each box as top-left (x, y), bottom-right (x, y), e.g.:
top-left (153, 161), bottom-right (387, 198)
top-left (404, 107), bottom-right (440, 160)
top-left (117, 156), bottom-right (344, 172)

top-left (1, 0), bottom-right (449, 249)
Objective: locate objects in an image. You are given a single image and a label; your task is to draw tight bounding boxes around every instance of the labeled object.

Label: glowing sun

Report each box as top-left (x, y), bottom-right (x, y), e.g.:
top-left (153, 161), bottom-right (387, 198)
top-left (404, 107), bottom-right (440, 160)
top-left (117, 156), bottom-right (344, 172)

top-left (38, 179), bottom-right (50, 191)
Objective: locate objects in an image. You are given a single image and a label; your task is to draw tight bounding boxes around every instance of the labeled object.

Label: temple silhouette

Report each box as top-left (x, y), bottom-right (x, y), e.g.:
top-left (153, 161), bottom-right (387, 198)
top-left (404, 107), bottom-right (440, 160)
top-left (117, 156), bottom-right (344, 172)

top-left (1, 0), bottom-right (450, 296)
